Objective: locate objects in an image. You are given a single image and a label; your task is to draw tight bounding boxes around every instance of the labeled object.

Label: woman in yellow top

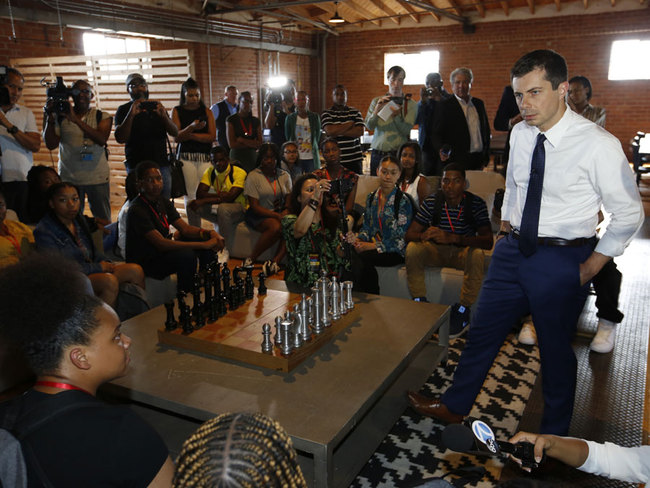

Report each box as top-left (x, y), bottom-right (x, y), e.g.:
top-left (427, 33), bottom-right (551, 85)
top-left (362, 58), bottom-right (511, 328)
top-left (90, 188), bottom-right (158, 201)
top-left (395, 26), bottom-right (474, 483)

top-left (0, 190), bottom-right (34, 268)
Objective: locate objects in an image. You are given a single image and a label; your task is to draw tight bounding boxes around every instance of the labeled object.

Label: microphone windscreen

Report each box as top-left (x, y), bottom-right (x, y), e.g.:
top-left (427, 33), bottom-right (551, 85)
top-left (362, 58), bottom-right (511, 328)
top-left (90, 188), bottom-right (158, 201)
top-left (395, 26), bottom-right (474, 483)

top-left (442, 423), bottom-right (475, 452)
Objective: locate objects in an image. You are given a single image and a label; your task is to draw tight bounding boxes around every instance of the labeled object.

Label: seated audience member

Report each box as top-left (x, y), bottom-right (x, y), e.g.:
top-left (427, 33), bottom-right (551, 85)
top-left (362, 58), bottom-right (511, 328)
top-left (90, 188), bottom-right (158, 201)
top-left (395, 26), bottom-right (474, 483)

top-left (349, 156), bottom-right (413, 294)
top-left (282, 174), bottom-right (347, 288)
top-left (34, 182), bottom-right (145, 309)
top-left (226, 91), bottom-right (262, 173)
top-left (313, 138), bottom-right (358, 216)
top-left (243, 143), bottom-right (292, 276)
top-left (404, 163), bottom-right (493, 337)
top-left (126, 161), bottom-right (224, 292)
top-left (280, 140), bottom-right (304, 182)
top-left (509, 431), bottom-right (650, 483)
top-left (396, 141), bottom-right (431, 210)
top-left (116, 172), bottom-right (138, 258)
top-left (0, 190), bottom-right (34, 268)
top-left (0, 255), bottom-right (174, 487)
top-left (568, 75), bottom-right (606, 128)
top-left (26, 165), bottom-right (61, 224)
top-left (188, 145), bottom-right (247, 262)
top-left (174, 412), bottom-right (307, 488)
top-left (171, 77), bottom-right (216, 227)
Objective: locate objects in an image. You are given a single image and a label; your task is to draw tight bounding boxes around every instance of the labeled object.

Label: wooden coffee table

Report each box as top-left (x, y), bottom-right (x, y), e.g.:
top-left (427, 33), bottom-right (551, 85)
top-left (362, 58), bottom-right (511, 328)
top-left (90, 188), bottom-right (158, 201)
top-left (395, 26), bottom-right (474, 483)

top-left (104, 281), bottom-right (449, 487)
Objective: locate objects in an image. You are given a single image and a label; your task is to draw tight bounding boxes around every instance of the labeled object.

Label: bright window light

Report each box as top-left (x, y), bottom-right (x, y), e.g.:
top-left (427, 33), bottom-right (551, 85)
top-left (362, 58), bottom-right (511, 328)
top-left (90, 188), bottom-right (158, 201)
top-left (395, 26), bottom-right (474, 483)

top-left (82, 32), bottom-right (150, 81)
top-left (608, 39), bottom-right (650, 80)
top-left (384, 51), bottom-right (440, 86)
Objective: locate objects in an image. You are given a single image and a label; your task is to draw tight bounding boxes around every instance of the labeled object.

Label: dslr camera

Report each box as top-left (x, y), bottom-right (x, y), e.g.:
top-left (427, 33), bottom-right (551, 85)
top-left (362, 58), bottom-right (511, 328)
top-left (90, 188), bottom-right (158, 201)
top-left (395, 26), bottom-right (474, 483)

top-left (329, 178), bottom-right (354, 197)
top-left (389, 93), bottom-right (412, 105)
top-left (0, 66), bottom-right (10, 107)
top-left (42, 76), bottom-right (77, 114)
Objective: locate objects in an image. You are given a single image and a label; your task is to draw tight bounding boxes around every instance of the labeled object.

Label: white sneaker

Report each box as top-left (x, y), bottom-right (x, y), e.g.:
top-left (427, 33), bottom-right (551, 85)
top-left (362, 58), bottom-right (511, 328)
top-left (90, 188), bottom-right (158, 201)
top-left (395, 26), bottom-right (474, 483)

top-left (590, 319), bottom-right (616, 353)
top-left (518, 321), bottom-right (537, 345)
top-left (243, 257), bottom-right (254, 268)
top-left (217, 248), bottom-right (230, 264)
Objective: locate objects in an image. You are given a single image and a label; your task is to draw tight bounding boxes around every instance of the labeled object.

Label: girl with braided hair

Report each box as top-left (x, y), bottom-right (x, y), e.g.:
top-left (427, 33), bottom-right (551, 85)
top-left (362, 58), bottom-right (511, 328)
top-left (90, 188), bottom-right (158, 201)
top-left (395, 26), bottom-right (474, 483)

top-left (174, 412), bottom-right (307, 488)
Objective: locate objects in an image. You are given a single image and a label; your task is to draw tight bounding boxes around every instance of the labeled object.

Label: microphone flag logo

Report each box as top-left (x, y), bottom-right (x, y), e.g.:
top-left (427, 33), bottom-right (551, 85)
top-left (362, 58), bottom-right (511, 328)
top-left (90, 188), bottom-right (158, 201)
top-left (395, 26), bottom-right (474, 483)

top-left (471, 419), bottom-right (498, 454)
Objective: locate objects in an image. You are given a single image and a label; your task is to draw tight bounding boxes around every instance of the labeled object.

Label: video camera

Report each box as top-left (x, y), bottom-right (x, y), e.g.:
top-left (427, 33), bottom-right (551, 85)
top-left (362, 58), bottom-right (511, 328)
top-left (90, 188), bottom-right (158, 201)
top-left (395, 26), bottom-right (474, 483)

top-left (329, 178), bottom-right (354, 197)
top-left (42, 76), bottom-right (78, 114)
top-left (0, 66), bottom-right (11, 107)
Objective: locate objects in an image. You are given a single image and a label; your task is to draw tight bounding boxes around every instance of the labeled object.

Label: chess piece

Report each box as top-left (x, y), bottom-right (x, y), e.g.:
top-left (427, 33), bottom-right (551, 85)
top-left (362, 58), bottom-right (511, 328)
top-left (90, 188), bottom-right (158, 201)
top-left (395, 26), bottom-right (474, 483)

top-left (244, 265), bottom-right (255, 300)
top-left (311, 287), bottom-right (323, 335)
top-left (221, 263), bottom-right (231, 294)
top-left (339, 281), bottom-right (347, 315)
top-left (331, 276), bottom-right (341, 321)
top-left (181, 304), bottom-right (193, 334)
top-left (274, 316), bottom-right (283, 345)
top-left (280, 317), bottom-right (293, 356)
top-left (228, 286), bottom-right (237, 310)
top-left (212, 262), bottom-right (221, 295)
top-left (164, 301), bottom-right (178, 331)
top-left (299, 295), bottom-right (311, 341)
top-left (195, 303), bottom-right (206, 328)
top-left (306, 296), bottom-right (314, 327)
top-left (320, 273), bottom-right (331, 328)
top-left (208, 294), bottom-right (218, 322)
top-left (344, 281), bottom-right (354, 310)
top-left (258, 272), bottom-right (267, 295)
top-left (204, 264), bottom-right (213, 303)
top-left (261, 323), bottom-right (273, 354)
top-left (233, 266), bottom-right (243, 286)
top-left (218, 289), bottom-right (228, 317)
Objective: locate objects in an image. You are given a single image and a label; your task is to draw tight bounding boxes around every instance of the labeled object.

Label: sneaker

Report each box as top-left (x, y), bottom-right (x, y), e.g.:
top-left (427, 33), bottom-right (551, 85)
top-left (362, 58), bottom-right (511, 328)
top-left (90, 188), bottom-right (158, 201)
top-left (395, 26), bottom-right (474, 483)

top-left (590, 319), bottom-right (616, 353)
top-left (243, 257), bottom-right (254, 268)
top-left (518, 320), bottom-right (537, 345)
top-left (449, 303), bottom-right (471, 339)
top-left (217, 248), bottom-right (230, 264)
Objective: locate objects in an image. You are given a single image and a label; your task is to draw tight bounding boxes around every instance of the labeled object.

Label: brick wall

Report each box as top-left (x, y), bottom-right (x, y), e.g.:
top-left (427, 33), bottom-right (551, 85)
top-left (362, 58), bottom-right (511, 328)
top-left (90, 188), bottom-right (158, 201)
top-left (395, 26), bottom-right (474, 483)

top-left (325, 8), bottom-right (650, 157)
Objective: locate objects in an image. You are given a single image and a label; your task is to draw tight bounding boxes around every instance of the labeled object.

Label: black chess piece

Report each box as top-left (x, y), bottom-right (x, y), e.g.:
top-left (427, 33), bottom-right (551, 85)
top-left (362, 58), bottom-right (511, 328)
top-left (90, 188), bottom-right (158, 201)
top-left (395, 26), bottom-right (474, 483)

top-left (181, 304), bottom-right (193, 334)
top-left (258, 272), bottom-right (267, 295)
top-left (211, 262), bottom-right (221, 295)
top-left (237, 282), bottom-right (245, 307)
top-left (218, 289), bottom-right (228, 316)
top-left (244, 265), bottom-right (254, 300)
top-left (221, 263), bottom-right (231, 293)
top-left (208, 294), bottom-right (218, 322)
top-left (195, 302), bottom-right (206, 328)
top-left (204, 264), bottom-right (213, 303)
top-left (177, 290), bottom-right (187, 309)
top-left (228, 285), bottom-right (237, 310)
top-left (164, 301), bottom-right (178, 331)
top-left (233, 266), bottom-right (243, 286)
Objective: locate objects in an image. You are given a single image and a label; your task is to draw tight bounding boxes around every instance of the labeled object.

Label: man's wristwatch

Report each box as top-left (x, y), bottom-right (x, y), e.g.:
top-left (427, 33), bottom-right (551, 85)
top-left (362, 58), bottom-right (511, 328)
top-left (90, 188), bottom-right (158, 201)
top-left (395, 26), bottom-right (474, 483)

top-left (7, 125), bottom-right (18, 135)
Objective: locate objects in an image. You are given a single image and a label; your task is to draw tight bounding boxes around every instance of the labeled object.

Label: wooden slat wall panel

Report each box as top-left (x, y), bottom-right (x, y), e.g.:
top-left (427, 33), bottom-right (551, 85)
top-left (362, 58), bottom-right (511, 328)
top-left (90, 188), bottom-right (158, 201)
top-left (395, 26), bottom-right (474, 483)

top-left (11, 49), bottom-right (192, 214)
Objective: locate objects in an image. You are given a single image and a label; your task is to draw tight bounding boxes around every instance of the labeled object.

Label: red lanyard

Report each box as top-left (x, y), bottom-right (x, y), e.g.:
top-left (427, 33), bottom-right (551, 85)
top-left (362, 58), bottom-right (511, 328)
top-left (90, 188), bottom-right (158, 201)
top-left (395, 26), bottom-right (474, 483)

top-left (444, 201), bottom-right (463, 233)
top-left (1, 227), bottom-right (22, 256)
top-left (265, 174), bottom-right (277, 197)
top-left (239, 116), bottom-right (252, 136)
top-left (400, 181), bottom-right (411, 192)
top-left (140, 195), bottom-right (169, 232)
top-left (35, 380), bottom-right (91, 395)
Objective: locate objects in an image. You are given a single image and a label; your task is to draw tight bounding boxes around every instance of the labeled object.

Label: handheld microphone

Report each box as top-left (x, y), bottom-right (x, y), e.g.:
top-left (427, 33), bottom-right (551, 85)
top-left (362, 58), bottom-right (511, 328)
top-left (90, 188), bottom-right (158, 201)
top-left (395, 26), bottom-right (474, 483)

top-left (441, 417), bottom-right (544, 468)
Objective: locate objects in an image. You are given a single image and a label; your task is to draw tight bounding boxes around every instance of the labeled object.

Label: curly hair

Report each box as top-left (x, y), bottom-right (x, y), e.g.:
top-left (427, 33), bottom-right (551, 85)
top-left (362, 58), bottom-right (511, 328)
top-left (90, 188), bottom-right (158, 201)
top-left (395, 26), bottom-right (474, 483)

top-left (0, 253), bottom-right (103, 375)
top-left (288, 173), bottom-right (318, 215)
top-left (174, 412), bottom-right (307, 488)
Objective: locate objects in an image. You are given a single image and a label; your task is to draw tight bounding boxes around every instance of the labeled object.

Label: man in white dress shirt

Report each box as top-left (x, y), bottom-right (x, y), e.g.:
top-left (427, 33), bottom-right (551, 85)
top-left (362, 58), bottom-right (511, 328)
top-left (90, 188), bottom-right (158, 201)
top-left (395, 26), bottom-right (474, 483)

top-left (407, 49), bottom-right (643, 435)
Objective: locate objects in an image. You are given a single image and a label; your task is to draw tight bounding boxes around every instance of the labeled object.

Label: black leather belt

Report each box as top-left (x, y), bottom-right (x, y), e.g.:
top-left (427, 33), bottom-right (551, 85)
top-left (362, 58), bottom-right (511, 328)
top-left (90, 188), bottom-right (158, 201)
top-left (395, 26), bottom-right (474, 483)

top-left (511, 230), bottom-right (596, 247)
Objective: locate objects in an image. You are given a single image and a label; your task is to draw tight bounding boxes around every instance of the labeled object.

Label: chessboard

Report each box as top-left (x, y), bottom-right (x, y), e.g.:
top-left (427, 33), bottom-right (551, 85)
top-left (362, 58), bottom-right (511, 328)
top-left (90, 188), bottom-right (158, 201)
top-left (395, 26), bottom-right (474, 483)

top-left (158, 288), bottom-right (361, 372)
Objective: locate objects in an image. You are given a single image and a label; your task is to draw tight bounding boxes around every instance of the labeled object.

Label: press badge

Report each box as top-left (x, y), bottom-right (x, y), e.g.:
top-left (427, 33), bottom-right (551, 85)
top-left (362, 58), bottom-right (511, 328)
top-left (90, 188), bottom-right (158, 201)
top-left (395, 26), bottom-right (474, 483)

top-left (80, 146), bottom-right (94, 162)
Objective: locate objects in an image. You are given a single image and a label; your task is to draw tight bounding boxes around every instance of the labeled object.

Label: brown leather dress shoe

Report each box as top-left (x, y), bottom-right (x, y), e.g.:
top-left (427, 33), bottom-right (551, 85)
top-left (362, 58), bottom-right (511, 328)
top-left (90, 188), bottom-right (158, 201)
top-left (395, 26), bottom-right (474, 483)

top-left (407, 390), bottom-right (464, 424)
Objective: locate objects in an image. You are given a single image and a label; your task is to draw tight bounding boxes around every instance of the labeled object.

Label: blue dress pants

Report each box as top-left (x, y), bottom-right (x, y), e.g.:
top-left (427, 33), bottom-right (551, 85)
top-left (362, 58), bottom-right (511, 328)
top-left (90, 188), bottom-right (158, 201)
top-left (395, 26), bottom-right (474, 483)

top-left (441, 234), bottom-right (594, 435)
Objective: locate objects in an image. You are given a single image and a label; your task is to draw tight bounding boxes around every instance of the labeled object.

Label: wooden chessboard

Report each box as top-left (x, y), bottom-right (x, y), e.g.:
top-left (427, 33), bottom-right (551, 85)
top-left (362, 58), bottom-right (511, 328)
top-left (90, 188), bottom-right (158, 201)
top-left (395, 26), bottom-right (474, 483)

top-left (157, 288), bottom-right (360, 372)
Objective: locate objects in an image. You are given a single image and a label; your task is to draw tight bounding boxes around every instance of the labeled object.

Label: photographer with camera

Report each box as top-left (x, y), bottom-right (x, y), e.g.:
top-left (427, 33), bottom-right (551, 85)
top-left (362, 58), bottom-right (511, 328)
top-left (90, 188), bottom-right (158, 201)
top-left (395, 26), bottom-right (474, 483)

top-left (43, 79), bottom-right (112, 223)
top-left (365, 66), bottom-right (417, 176)
top-left (416, 73), bottom-right (450, 176)
top-left (0, 67), bottom-right (41, 221)
top-left (264, 82), bottom-right (296, 147)
top-left (114, 73), bottom-right (178, 199)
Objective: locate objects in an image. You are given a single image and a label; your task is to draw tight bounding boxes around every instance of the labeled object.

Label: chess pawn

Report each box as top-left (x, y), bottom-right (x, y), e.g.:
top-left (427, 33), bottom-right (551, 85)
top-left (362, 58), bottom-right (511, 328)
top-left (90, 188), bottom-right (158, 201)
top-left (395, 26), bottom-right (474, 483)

top-left (261, 323), bottom-right (273, 354)
top-left (311, 287), bottom-right (323, 335)
top-left (331, 276), bottom-right (341, 321)
top-left (274, 316), bottom-right (283, 345)
top-left (258, 272), bottom-right (267, 295)
top-left (344, 281), bottom-right (354, 310)
top-left (244, 266), bottom-right (255, 300)
top-left (280, 318), bottom-right (293, 356)
top-left (339, 281), bottom-right (347, 314)
top-left (299, 295), bottom-right (311, 341)
top-left (164, 301), bottom-right (178, 331)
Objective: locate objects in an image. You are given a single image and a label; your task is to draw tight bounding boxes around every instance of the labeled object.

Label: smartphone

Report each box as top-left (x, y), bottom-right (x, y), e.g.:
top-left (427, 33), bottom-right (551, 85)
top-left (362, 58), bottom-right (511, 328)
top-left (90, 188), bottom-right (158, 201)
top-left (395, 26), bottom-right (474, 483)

top-left (140, 101), bottom-right (158, 112)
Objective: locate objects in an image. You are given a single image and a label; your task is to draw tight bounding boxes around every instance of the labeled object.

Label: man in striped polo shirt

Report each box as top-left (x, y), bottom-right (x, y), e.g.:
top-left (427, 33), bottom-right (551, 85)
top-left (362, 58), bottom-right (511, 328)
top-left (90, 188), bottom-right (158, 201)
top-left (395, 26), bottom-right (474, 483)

top-left (321, 85), bottom-right (365, 174)
top-left (404, 163), bottom-right (493, 337)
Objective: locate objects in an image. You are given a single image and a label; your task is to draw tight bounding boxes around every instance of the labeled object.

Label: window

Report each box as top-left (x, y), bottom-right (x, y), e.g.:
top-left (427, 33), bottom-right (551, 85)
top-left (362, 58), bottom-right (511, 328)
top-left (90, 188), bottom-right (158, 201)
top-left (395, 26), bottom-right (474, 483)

top-left (83, 32), bottom-right (150, 81)
top-left (608, 40), bottom-right (650, 80)
top-left (384, 51), bottom-right (440, 86)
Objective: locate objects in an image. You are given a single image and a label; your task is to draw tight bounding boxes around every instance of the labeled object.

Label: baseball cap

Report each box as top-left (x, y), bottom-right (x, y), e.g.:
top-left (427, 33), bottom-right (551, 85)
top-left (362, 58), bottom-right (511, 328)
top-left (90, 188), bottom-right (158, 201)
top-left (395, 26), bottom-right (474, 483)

top-left (126, 73), bottom-right (146, 87)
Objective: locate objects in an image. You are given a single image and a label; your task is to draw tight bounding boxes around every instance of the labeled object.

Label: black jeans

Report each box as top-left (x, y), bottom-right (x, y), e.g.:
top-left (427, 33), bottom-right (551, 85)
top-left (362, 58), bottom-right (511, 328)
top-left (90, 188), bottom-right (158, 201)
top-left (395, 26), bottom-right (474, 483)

top-left (351, 250), bottom-right (404, 294)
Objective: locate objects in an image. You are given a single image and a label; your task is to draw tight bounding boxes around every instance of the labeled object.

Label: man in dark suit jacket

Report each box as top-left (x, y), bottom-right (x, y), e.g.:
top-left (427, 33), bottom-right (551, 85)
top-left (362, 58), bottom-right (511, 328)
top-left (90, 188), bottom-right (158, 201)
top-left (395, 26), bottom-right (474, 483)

top-left (432, 67), bottom-right (490, 171)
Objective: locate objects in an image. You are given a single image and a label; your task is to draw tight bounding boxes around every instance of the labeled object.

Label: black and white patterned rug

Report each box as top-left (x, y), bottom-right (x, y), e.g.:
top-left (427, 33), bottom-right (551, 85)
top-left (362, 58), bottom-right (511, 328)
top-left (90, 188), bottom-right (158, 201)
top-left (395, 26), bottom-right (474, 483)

top-left (351, 333), bottom-right (541, 487)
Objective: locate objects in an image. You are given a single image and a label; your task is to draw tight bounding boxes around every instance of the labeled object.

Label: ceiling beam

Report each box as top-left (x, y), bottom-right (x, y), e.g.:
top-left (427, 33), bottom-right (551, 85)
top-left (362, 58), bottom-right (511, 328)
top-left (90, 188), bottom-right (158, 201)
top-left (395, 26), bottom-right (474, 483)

top-left (399, 0), bottom-right (466, 22)
top-left (526, 0), bottom-right (535, 14)
top-left (446, 0), bottom-right (463, 17)
top-left (367, 0), bottom-right (401, 23)
top-left (399, 1), bottom-right (421, 23)
top-left (499, 0), bottom-right (509, 15)
top-left (210, 0), bottom-right (337, 13)
top-left (343, 0), bottom-right (383, 24)
top-left (475, 0), bottom-right (486, 17)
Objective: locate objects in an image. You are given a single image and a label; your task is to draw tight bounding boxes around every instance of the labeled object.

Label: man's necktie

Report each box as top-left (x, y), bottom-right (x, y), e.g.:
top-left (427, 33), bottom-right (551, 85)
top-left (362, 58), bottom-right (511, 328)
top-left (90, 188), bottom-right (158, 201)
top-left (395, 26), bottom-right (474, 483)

top-left (519, 133), bottom-right (546, 257)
